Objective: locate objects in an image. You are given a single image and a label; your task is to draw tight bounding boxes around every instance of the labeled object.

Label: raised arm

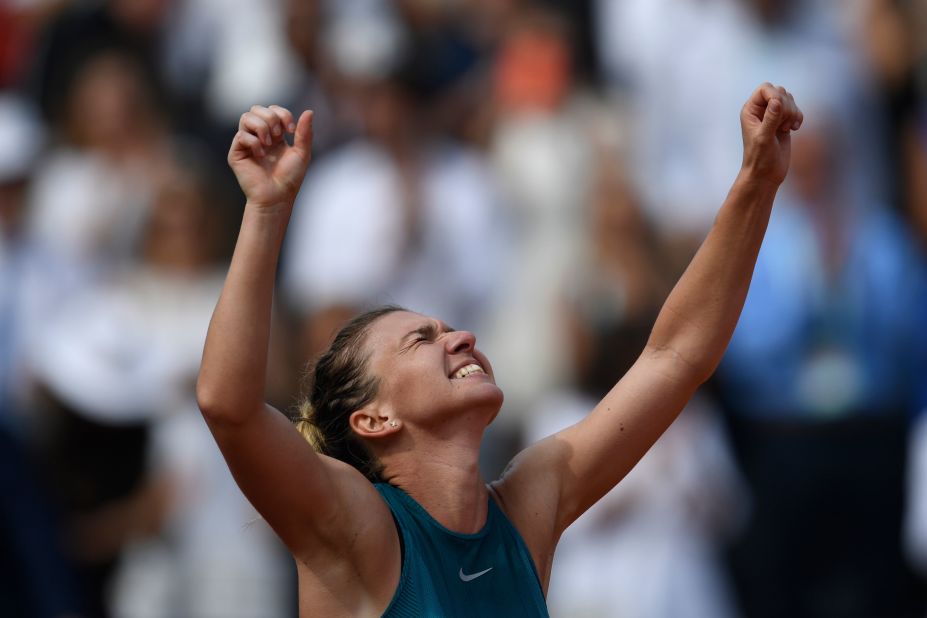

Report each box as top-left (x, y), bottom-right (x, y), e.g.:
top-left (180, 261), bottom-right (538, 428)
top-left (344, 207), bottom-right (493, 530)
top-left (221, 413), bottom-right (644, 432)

top-left (198, 106), bottom-right (313, 421)
top-left (495, 84), bottom-right (803, 552)
top-left (196, 107), bottom-right (385, 561)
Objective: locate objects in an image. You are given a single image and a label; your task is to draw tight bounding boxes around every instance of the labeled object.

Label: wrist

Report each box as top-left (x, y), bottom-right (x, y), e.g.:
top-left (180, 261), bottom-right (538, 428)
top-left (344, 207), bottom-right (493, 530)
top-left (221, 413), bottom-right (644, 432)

top-left (242, 201), bottom-right (294, 244)
top-left (734, 167), bottom-right (782, 196)
top-left (244, 199), bottom-right (294, 218)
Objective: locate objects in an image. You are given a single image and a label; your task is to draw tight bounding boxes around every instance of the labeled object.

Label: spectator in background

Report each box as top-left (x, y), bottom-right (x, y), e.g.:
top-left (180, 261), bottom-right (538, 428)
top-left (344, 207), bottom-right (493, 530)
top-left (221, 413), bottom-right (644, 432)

top-left (106, 145), bottom-right (291, 618)
top-left (0, 92), bottom-right (83, 618)
top-left (714, 101), bottom-right (926, 616)
top-left (27, 141), bottom-right (292, 618)
top-left (896, 3), bottom-right (927, 591)
top-left (27, 48), bottom-right (171, 272)
top-left (27, 0), bottom-right (171, 127)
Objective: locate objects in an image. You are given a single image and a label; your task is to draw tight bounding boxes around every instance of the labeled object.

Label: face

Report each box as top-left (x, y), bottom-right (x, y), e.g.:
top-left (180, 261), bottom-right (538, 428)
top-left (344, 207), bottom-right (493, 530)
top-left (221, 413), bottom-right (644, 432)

top-left (143, 170), bottom-right (212, 271)
top-left (361, 311), bottom-right (504, 430)
top-left (69, 52), bottom-right (153, 149)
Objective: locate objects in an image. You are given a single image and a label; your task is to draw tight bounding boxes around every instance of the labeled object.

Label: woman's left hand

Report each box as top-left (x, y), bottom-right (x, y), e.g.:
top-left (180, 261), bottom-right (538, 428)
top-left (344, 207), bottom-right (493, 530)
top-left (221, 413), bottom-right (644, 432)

top-left (739, 83), bottom-right (803, 187)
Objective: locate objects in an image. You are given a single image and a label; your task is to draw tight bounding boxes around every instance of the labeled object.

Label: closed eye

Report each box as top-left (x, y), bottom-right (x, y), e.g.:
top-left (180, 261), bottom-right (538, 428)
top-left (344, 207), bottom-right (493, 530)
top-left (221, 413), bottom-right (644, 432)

top-left (417, 324), bottom-right (437, 342)
top-left (399, 320), bottom-right (457, 353)
top-left (400, 322), bottom-right (454, 352)
top-left (401, 324), bottom-right (437, 353)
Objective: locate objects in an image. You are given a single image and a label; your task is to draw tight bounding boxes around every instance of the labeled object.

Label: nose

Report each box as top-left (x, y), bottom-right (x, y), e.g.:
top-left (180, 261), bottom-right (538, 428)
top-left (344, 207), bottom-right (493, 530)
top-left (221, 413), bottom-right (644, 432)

top-left (445, 330), bottom-right (475, 355)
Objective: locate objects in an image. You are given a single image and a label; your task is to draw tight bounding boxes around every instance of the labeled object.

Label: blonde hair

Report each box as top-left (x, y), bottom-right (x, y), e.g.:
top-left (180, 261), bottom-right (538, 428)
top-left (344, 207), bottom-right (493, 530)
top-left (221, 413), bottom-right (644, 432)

top-left (294, 400), bottom-right (327, 452)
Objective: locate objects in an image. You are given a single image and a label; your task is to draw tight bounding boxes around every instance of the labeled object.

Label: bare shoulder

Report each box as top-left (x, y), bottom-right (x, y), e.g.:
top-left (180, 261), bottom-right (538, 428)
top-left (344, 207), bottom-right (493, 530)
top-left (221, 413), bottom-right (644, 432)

top-left (296, 457), bottom-right (401, 615)
top-left (490, 435), bottom-right (572, 592)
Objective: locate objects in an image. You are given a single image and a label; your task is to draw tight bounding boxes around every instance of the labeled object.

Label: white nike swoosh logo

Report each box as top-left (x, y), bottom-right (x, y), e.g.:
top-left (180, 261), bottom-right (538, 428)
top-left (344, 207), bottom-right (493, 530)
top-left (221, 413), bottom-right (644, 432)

top-left (458, 567), bottom-right (493, 582)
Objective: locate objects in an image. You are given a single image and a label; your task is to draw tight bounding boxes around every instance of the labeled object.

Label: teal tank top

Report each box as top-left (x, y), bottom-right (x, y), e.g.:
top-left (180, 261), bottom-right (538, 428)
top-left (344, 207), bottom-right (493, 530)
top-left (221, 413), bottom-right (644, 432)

top-left (374, 483), bottom-right (549, 617)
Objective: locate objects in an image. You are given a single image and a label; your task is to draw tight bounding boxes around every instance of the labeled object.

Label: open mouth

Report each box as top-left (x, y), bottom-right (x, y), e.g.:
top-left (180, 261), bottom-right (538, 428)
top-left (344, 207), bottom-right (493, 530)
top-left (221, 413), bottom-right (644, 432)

top-left (451, 363), bottom-right (486, 380)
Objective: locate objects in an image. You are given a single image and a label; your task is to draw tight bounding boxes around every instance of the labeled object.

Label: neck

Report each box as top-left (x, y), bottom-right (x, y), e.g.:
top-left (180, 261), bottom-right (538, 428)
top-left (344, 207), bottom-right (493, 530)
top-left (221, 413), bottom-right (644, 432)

top-left (380, 430), bottom-right (488, 534)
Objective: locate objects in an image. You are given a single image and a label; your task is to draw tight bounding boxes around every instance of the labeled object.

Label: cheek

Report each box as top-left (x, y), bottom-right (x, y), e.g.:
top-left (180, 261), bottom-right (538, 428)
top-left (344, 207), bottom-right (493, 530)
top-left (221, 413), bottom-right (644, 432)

top-left (381, 360), bottom-right (445, 402)
top-left (475, 350), bottom-right (496, 380)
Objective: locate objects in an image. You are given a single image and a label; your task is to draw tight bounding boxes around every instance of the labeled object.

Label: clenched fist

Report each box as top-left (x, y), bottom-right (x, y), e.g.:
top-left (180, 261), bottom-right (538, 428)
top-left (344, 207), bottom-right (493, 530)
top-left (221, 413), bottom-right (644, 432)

top-left (740, 83), bottom-right (803, 186)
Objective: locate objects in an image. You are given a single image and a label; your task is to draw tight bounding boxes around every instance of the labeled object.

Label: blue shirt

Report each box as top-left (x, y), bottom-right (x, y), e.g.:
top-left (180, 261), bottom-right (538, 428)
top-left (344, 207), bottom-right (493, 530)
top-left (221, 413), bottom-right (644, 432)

top-left (375, 483), bottom-right (549, 617)
top-left (719, 202), bottom-right (927, 419)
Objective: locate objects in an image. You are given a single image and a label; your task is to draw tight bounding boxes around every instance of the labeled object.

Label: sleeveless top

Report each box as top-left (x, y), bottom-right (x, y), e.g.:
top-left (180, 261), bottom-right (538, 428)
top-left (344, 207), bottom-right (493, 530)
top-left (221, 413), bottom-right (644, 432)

top-left (374, 483), bottom-right (549, 618)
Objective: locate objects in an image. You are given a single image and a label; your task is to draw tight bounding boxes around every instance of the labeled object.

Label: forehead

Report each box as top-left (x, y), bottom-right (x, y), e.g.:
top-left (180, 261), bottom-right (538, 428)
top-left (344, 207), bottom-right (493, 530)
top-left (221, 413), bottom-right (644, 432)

top-left (363, 310), bottom-right (433, 353)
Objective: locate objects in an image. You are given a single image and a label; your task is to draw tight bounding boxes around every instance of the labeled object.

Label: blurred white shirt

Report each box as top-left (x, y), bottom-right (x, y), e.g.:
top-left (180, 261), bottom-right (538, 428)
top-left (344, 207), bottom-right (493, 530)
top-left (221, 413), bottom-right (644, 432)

top-left (282, 140), bottom-right (506, 333)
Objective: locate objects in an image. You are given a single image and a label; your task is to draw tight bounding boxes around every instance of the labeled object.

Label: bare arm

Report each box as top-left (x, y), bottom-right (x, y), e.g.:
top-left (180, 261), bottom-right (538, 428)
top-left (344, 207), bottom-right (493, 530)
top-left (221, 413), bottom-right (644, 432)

top-left (496, 84), bottom-right (804, 543)
top-left (198, 105), bottom-right (314, 415)
top-left (196, 107), bottom-right (389, 562)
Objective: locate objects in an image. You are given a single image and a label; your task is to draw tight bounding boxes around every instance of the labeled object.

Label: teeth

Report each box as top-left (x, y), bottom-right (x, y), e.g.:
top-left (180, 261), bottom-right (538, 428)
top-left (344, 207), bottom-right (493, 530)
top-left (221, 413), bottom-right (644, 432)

top-left (452, 363), bottom-right (485, 379)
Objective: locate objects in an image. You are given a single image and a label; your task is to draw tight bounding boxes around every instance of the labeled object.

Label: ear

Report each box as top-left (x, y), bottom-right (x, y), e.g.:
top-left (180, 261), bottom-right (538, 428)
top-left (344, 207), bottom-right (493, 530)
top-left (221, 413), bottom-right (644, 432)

top-left (349, 405), bottom-right (401, 439)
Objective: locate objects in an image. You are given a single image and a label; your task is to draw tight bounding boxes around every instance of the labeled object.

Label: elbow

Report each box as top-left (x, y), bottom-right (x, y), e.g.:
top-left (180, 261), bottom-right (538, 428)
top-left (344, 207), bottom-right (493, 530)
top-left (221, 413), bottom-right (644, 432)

top-left (688, 348), bottom-right (726, 386)
top-left (196, 372), bottom-right (262, 425)
top-left (195, 377), bottom-right (223, 420)
top-left (642, 341), bottom-right (717, 390)
top-left (678, 349), bottom-right (722, 387)
top-left (195, 375), bottom-right (241, 423)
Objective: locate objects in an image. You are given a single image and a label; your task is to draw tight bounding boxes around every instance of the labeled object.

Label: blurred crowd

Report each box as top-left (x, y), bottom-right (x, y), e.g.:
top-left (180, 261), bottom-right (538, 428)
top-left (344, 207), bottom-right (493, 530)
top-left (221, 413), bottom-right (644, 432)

top-left (1, 0), bottom-right (926, 616)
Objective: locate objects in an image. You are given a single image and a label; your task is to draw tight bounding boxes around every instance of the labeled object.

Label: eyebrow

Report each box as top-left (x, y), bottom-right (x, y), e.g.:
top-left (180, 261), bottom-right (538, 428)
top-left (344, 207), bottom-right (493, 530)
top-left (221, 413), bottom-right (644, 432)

top-left (398, 321), bottom-right (455, 352)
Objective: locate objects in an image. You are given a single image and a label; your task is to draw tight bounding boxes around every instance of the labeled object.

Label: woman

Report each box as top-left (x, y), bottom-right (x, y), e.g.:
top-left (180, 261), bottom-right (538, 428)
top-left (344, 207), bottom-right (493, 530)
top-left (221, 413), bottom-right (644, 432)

top-left (197, 83), bottom-right (803, 616)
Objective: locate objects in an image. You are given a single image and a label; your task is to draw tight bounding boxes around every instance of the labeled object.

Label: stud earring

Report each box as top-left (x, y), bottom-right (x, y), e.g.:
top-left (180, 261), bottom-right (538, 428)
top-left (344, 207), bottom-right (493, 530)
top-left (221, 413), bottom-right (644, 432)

top-left (389, 421), bottom-right (398, 428)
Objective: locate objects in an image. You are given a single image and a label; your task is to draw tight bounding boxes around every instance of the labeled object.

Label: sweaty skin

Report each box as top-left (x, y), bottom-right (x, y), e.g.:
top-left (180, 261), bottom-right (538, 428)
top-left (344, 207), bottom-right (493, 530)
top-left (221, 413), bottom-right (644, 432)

top-left (197, 84), bottom-right (803, 616)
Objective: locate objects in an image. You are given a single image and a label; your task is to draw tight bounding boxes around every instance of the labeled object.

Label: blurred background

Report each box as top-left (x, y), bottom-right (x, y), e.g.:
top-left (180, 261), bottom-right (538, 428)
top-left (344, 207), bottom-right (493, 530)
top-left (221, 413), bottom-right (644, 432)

top-left (1, 0), bottom-right (926, 616)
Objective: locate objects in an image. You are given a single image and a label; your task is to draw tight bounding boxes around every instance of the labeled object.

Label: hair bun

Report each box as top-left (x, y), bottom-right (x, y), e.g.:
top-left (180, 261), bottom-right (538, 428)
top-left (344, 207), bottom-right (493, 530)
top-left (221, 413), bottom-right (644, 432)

top-left (295, 401), bottom-right (327, 452)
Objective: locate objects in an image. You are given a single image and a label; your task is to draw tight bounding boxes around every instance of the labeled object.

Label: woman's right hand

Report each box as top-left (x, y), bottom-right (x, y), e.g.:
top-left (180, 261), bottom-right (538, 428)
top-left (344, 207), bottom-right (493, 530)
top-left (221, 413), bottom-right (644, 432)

top-left (228, 105), bottom-right (314, 209)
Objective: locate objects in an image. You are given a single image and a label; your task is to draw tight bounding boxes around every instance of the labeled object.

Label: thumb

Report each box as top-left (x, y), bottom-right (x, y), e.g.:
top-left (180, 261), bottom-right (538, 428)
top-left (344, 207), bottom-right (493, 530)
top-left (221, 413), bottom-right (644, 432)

top-left (761, 97), bottom-right (782, 135)
top-left (292, 110), bottom-right (314, 161)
